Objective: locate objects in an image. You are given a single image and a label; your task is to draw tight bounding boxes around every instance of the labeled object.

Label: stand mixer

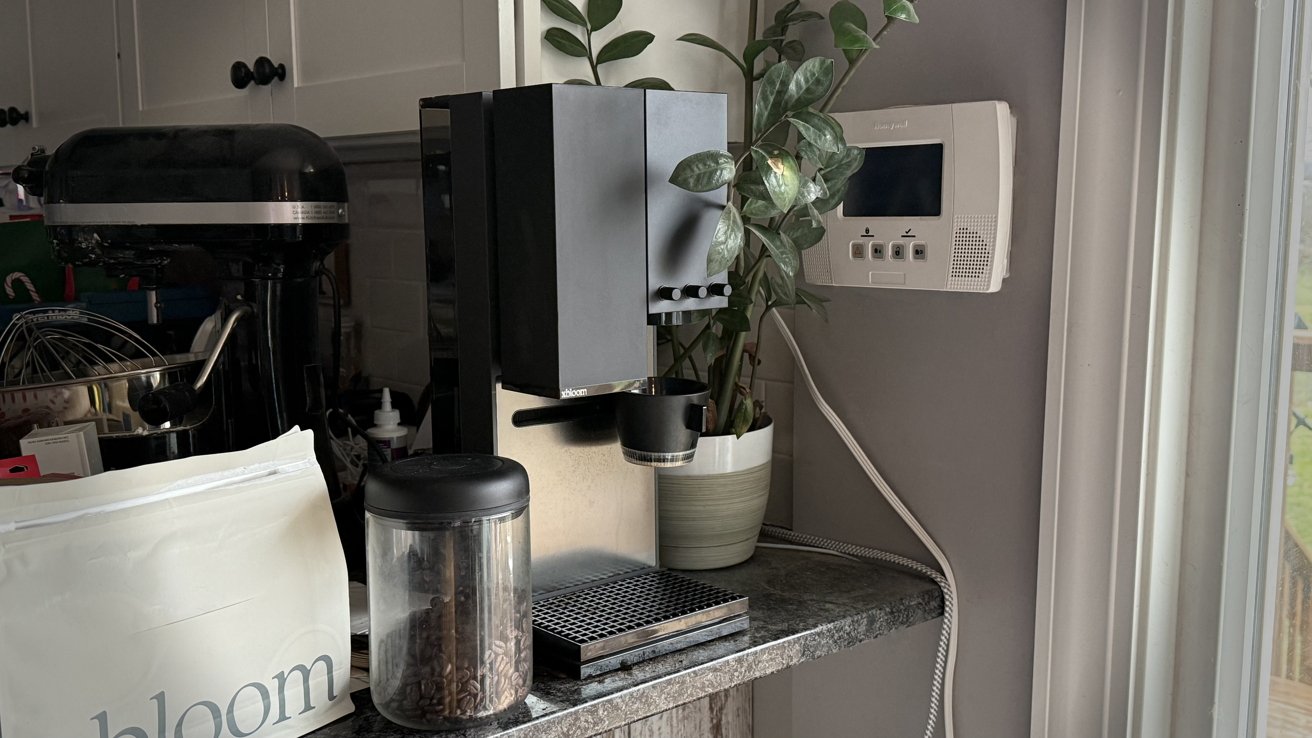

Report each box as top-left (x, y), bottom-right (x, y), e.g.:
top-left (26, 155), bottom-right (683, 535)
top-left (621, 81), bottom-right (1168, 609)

top-left (12, 124), bottom-right (348, 495)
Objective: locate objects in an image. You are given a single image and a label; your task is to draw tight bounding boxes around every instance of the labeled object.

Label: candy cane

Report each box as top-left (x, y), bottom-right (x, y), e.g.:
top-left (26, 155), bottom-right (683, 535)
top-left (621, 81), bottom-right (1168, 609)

top-left (4, 272), bottom-right (41, 303)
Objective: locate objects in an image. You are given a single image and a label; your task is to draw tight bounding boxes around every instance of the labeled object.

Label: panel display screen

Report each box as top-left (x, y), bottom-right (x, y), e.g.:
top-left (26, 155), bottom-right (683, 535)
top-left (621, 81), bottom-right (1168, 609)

top-left (841, 143), bottom-right (944, 217)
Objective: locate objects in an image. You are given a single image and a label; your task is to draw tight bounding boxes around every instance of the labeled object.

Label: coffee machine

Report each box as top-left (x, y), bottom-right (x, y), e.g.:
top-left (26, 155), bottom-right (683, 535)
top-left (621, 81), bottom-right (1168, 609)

top-left (12, 125), bottom-right (347, 486)
top-left (421, 85), bottom-right (749, 677)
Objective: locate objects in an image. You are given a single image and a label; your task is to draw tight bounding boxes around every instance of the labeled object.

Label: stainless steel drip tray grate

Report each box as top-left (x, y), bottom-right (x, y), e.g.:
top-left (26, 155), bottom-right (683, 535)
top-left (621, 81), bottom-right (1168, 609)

top-left (533, 568), bottom-right (749, 677)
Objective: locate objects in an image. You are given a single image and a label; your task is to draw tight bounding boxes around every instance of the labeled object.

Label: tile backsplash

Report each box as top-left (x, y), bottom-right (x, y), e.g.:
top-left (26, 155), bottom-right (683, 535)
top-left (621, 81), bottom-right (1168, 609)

top-left (340, 158), bottom-right (795, 526)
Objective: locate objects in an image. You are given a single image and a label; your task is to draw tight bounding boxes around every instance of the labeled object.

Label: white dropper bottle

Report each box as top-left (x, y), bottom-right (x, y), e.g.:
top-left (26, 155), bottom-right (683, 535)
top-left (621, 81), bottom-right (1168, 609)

top-left (367, 387), bottom-right (409, 462)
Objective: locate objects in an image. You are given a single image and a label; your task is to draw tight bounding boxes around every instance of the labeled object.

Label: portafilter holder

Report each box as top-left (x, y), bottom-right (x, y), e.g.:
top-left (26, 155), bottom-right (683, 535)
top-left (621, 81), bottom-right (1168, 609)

top-left (614, 377), bottom-right (709, 467)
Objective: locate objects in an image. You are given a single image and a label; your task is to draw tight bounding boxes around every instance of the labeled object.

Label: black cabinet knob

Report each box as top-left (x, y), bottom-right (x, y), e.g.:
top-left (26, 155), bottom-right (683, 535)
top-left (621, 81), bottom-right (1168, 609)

top-left (708, 282), bottom-right (732, 297)
top-left (231, 57), bottom-right (287, 89)
top-left (683, 284), bottom-right (709, 299)
top-left (657, 286), bottom-right (683, 301)
top-left (0, 107), bottom-right (30, 127)
top-left (231, 60), bottom-right (255, 89)
top-left (252, 56), bottom-right (287, 86)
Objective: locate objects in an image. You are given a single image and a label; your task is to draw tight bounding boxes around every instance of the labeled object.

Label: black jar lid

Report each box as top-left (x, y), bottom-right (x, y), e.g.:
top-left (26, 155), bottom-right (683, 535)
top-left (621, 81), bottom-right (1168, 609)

top-left (364, 454), bottom-right (529, 520)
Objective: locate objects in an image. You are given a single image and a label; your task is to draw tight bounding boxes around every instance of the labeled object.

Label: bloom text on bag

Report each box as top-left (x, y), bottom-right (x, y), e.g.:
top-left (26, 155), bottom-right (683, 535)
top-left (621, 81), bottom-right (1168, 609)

top-left (90, 654), bottom-right (339, 738)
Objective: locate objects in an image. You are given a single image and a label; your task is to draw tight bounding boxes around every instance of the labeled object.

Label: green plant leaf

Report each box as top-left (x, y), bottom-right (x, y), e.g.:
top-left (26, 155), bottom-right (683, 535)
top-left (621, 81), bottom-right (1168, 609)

top-left (801, 139), bottom-right (849, 169)
top-left (819, 145), bottom-right (865, 189)
top-left (781, 40), bottom-right (806, 61)
top-left (625, 77), bottom-right (675, 90)
top-left (732, 394), bottom-right (754, 438)
top-left (787, 10), bottom-right (825, 23)
top-left (543, 0), bottom-right (588, 26)
top-left (783, 219), bottom-right (826, 250)
top-left (701, 329), bottom-right (724, 365)
top-left (785, 58), bottom-right (835, 111)
top-left (678, 33), bottom-right (748, 74)
top-left (728, 290), bottom-right (754, 311)
top-left (771, 272), bottom-right (797, 309)
top-left (751, 145), bottom-right (802, 212)
top-left (830, 0), bottom-right (868, 36)
top-left (588, 0), bottom-right (622, 30)
top-left (797, 139), bottom-right (823, 164)
top-left (564, 78), bottom-right (595, 85)
top-left (753, 63), bottom-right (794, 139)
top-left (707, 203), bottom-right (744, 275)
top-left (830, 2), bottom-right (874, 62)
top-left (812, 180), bottom-right (848, 213)
top-left (742, 198), bottom-right (783, 219)
top-left (714, 308), bottom-right (751, 333)
top-left (833, 21), bottom-right (876, 51)
top-left (544, 27), bottom-right (589, 57)
top-left (797, 178), bottom-right (823, 204)
top-left (788, 110), bottom-right (845, 154)
top-left (669, 150), bottom-right (734, 192)
top-left (747, 223), bottom-right (800, 278)
top-left (795, 287), bottom-right (830, 321)
top-left (774, 0), bottom-right (801, 23)
top-left (883, 0), bottom-right (920, 23)
top-left (742, 38), bottom-right (780, 71)
top-left (812, 171), bottom-right (831, 199)
top-left (735, 169), bottom-right (772, 201)
top-left (597, 30), bottom-right (655, 64)
top-left (807, 201), bottom-right (823, 223)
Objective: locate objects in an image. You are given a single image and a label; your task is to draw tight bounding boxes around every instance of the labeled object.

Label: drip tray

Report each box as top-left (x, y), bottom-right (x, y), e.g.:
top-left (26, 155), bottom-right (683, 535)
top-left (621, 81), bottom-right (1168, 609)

top-left (533, 568), bottom-right (749, 678)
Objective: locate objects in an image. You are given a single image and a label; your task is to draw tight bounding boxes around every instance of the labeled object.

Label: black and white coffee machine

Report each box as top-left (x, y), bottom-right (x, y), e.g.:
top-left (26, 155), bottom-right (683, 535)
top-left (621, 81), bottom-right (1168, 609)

top-left (12, 125), bottom-right (348, 489)
top-left (421, 85), bottom-right (750, 677)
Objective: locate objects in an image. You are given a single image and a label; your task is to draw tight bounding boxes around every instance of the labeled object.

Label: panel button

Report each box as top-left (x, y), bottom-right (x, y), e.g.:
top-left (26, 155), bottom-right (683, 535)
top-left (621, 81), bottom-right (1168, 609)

top-left (850, 240), bottom-right (866, 260)
top-left (869, 241), bottom-right (886, 260)
top-left (657, 286), bottom-right (683, 301)
top-left (890, 241), bottom-right (906, 260)
top-left (708, 282), bottom-right (732, 297)
top-left (912, 241), bottom-right (928, 261)
top-left (683, 284), bottom-right (709, 299)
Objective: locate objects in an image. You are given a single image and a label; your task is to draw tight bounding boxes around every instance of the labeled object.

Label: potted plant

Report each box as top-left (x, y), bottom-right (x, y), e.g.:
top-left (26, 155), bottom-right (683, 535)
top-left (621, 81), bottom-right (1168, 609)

top-left (542, 0), bottom-right (921, 568)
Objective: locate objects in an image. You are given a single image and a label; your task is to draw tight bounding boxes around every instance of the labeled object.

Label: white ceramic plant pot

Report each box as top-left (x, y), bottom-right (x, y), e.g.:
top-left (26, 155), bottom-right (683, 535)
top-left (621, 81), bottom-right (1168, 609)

top-left (656, 419), bottom-right (773, 570)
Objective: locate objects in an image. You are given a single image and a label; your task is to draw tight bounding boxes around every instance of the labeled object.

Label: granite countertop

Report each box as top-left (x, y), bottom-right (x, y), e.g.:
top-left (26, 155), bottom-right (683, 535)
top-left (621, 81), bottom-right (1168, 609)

top-left (311, 546), bottom-right (944, 738)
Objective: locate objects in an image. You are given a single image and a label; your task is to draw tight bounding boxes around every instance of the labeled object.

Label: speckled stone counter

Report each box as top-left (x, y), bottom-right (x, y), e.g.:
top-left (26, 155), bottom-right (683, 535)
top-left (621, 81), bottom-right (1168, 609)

top-left (310, 546), bottom-right (944, 738)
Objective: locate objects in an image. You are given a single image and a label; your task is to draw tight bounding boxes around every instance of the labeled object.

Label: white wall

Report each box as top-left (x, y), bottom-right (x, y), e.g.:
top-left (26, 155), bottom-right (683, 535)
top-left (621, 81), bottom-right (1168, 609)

top-left (753, 0), bottom-right (1066, 736)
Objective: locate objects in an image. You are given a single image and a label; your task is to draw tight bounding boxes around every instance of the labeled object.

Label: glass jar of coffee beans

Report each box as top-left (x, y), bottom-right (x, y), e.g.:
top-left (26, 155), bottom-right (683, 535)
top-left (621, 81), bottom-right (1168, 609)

top-left (365, 454), bottom-right (532, 730)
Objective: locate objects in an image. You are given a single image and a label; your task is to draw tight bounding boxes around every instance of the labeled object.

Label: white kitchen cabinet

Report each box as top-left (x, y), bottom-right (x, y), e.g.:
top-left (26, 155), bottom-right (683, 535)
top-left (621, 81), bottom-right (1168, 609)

top-left (116, 0), bottom-right (513, 137)
top-left (117, 0), bottom-right (272, 126)
top-left (0, 0), bottom-right (120, 167)
top-left (267, 0), bottom-right (515, 138)
top-left (0, 0), bottom-right (34, 167)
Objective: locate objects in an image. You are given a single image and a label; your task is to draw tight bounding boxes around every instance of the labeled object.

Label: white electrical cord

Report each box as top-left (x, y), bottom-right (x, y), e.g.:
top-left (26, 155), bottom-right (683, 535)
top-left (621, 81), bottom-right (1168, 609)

top-left (767, 309), bottom-right (959, 738)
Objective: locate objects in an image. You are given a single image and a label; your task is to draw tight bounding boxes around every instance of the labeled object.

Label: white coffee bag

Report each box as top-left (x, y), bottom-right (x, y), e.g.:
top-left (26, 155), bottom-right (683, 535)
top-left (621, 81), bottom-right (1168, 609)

top-left (0, 429), bottom-right (353, 738)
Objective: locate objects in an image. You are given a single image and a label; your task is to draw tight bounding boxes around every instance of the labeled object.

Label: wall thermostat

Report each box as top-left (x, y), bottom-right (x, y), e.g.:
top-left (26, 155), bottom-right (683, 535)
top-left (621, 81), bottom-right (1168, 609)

top-left (802, 100), bottom-right (1016, 293)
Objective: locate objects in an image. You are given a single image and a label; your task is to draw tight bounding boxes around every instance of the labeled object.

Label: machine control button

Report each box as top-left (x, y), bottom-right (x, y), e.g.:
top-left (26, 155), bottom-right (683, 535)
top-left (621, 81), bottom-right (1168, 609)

top-left (890, 241), bottom-right (906, 260)
top-left (912, 241), bottom-right (928, 261)
top-left (657, 286), bottom-right (683, 301)
top-left (683, 284), bottom-right (709, 299)
top-left (850, 240), bottom-right (866, 260)
top-left (870, 241), bottom-right (886, 260)
top-left (708, 282), bottom-right (733, 297)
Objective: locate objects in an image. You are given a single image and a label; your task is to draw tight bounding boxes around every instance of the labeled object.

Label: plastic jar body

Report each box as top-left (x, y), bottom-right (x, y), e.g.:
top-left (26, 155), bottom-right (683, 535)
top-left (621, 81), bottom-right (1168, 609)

top-left (366, 506), bottom-right (531, 729)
